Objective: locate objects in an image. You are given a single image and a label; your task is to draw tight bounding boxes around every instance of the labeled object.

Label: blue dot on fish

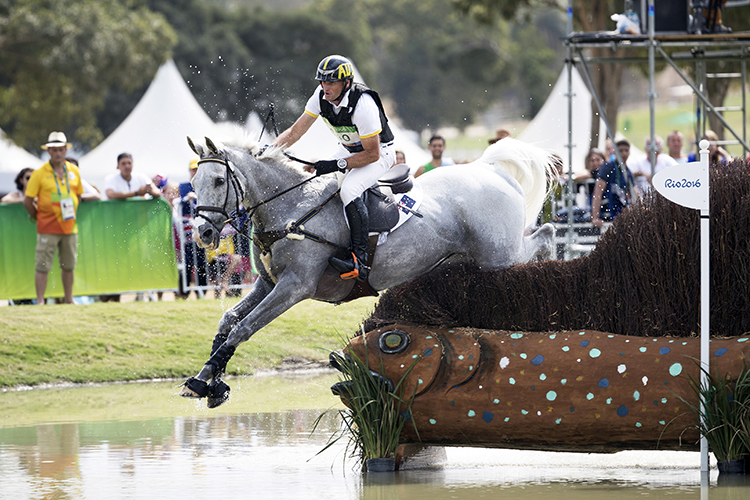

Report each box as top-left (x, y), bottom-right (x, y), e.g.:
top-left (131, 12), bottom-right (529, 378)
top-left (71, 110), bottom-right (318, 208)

top-left (659, 347), bottom-right (670, 355)
top-left (531, 355), bottom-right (544, 365)
top-left (482, 412), bottom-right (494, 423)
top-left (617, 405), bottom-right (629, 417)
top-left (511, 333), bottom-right (523, 339)
top-left (580, 340), bottom-right (589, 347)
top-left (714, 348), bottom-right (728, 357)
top-left (509, 378), bottom-right (516, 385)
top-left (587, 393), bottom-right (594, 400)
top-left (468, 410), bottom-right (476, 417)
top-left (598, 378), bottom-right (609, 388)
top-left (493, 399), bottom-right (500, 404)
top-left (429, 418), bottom-right (436, 424)
top-left (562, 346), bottom-right (570, 352)
top-left (520, 353), bottom-right (527, 359)
top-left (590, 348), bottom-right (601, 358)
top-left (669, 363), bottom-right (683, 376)
top-left (546, 391), bottom-right (557, 401)
top-left (639, 347), bottom-right (647, 353)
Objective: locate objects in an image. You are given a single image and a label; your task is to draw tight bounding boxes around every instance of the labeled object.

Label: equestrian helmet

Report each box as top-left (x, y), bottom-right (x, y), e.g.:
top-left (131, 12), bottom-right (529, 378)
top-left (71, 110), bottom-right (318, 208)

top-left (315, 55), bottom-right (354, 82)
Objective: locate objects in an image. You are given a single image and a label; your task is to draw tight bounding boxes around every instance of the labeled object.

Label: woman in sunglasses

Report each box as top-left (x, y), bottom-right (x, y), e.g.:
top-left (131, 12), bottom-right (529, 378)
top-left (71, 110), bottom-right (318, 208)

top-left (1, 167), bottom-right (34, 203)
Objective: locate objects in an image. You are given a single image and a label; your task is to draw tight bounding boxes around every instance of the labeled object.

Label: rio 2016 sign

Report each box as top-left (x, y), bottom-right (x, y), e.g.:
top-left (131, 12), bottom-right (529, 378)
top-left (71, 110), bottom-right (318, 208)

top-left (651, 140), bottom-right (709, 212)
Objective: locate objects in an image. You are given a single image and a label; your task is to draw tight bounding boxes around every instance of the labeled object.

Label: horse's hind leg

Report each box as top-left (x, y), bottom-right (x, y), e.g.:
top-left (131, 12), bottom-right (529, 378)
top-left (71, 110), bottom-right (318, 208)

top-left (524, 223), bottom-right (555, 262)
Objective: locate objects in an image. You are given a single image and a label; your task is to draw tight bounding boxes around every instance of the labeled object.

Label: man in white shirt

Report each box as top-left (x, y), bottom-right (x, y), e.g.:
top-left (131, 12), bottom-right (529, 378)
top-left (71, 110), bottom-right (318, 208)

top-left (102, 153), bottom-right (161, 200)
top-left (272, 55), bottom-right (395, 282)
top-left (628, 135), bottom-right (677, 195)
top-left (666, 130), bottom-right (688, 163)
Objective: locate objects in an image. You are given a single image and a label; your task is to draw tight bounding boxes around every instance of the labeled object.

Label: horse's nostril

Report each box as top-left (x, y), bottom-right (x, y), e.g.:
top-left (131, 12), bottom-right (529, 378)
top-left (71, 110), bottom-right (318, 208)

top-left (201, 226), bottom-right (214, 243)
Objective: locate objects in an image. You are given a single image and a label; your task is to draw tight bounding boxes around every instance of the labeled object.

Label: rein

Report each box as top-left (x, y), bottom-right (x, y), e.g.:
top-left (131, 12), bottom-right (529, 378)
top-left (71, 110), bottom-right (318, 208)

top-left (194, 155), bottom-right (344, 252)
top-left (259, 103), bottom-right (316, 167)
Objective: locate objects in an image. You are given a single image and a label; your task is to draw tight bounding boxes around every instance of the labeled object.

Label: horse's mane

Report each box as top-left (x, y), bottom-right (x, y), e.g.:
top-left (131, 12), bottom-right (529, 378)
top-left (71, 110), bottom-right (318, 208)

top-left (197, 126), bottom-right (303, 172)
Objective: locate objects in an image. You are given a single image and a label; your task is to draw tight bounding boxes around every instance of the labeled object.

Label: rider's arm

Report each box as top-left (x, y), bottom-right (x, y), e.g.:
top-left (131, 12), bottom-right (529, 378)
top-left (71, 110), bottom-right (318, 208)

top-left (273, 112), bottom-right (316, 149)
top-left (341, 134), bottom-right (381, 169)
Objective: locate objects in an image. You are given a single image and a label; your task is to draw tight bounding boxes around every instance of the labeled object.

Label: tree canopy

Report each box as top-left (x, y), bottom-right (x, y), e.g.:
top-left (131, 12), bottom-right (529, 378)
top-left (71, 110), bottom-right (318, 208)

top-left (0, 0), bottom-right (177, 151)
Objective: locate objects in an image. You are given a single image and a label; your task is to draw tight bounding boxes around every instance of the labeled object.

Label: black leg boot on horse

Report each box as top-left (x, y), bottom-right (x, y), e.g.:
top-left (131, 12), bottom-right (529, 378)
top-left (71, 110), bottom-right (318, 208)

top-left (329, 196), bottom-right (370, 282)
top-left (180, 333), bottom-right (234, 408)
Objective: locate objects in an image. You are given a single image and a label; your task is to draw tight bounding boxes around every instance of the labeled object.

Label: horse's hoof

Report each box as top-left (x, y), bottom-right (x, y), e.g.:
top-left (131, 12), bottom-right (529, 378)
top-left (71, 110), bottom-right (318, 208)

top-left (179, 377), bottom-right (209, 398)
top-left (207, 378), bottom-right (231, 408)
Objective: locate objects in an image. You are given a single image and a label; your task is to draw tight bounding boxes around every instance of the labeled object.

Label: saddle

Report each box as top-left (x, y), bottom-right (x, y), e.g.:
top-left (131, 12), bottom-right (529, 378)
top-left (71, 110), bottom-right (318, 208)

top-left (364, 163), bottom-right (413, 232)
top-left (320, 163), bottom-right (416, 302)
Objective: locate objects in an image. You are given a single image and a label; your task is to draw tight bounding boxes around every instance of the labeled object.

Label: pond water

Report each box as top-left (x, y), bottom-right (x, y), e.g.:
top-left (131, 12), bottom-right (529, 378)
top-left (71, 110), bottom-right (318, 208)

top-left (1, 372), bottom-right (748, 500)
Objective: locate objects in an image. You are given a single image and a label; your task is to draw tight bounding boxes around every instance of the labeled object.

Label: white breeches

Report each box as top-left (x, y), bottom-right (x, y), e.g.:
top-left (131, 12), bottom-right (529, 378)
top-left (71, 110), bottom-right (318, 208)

top-left (333, 143), bottom-right (395, 205)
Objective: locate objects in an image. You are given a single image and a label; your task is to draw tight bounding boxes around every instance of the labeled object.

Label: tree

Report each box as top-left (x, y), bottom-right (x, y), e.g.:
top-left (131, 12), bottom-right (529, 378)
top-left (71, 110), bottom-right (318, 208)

top-left (0, 0), bottom-right (177, 151)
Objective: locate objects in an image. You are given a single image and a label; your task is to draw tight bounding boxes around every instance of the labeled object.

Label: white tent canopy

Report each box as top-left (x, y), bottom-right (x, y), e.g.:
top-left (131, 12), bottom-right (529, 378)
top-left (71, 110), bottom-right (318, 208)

top-left (518, 66), bottom-right (603, 173)
top-left (0, 128), bottom-right (43, 195)
top-left (79, 59), bottom-right (224, 188)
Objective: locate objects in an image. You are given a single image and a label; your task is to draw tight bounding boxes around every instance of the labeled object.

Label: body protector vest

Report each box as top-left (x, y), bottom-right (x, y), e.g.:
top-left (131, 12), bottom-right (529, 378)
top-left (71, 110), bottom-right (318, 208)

top-left (318, 83), bottom-right (395, 153)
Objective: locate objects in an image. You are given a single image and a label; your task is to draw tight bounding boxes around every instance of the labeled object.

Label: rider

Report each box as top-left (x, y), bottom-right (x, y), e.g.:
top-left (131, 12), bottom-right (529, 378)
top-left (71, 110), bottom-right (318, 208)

top-left (271, 55), bottom-right (396, 282)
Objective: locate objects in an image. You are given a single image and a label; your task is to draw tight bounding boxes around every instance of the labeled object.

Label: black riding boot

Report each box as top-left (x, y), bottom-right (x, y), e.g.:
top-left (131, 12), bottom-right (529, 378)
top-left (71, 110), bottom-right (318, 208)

top-left (329, 197), bottom-right (369, 282)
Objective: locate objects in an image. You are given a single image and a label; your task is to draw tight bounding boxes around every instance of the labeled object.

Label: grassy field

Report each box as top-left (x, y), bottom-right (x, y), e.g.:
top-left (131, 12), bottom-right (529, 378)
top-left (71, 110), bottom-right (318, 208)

top-left (0, 296), bottom-right (377, 389)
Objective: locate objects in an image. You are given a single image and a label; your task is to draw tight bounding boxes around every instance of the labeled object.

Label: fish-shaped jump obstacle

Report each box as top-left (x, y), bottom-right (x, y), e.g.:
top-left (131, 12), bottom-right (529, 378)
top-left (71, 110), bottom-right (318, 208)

top-left (333, 324), bottom-right (750, 452)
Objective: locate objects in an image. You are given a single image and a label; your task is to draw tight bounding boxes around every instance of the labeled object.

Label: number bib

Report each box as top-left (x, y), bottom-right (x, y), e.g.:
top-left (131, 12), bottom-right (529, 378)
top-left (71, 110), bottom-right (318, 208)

top-left (323, 120), bottom-right (362, 151)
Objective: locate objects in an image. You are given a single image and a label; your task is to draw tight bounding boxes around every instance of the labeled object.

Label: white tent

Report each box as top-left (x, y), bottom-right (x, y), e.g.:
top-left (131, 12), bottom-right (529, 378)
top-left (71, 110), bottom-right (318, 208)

top-left (79, 59), bottom-right (224, 187)
top-left (518, 66), bottom-right (599, 173)
top-left (0, 128), bottom-right (43, 195)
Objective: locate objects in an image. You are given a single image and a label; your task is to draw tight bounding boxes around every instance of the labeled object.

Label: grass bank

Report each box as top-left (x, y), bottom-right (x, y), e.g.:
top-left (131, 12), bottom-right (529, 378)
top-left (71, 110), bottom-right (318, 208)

top-left (0, 297), bottom-right (377, 388)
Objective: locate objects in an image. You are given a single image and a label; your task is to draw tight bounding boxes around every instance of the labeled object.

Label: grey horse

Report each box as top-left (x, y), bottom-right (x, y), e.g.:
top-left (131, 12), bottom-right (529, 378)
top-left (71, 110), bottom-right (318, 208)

top-left (180, 135), bottom-right (556, 407)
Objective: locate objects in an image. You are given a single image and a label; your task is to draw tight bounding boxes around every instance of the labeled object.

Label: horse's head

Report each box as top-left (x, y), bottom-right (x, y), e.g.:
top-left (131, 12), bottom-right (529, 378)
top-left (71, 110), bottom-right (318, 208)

top-left (187, 136), bottom-right (246, 251)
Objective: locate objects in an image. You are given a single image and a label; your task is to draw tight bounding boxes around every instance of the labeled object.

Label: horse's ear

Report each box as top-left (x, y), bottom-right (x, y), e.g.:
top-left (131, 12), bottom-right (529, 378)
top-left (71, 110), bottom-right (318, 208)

top-left (187, 136), bottom-right (202, 156)
top-left (205, 137), bottom-right (219, 155)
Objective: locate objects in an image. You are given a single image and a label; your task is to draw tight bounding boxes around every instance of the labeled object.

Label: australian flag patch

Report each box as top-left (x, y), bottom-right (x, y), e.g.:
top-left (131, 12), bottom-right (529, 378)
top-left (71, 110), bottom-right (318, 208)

top-left (399, 194), bottom-right (416, 214)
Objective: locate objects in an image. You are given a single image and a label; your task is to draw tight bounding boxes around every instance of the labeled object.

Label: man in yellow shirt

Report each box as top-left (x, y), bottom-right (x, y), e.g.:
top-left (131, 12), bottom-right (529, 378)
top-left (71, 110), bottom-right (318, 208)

top-left (23, 132), bottom-right (84, 305)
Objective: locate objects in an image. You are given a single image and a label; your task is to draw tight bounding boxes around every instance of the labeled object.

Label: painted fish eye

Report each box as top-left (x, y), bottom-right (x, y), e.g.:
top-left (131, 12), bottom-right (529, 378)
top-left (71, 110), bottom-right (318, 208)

top-left (378, 330), bottom-right (409, 354)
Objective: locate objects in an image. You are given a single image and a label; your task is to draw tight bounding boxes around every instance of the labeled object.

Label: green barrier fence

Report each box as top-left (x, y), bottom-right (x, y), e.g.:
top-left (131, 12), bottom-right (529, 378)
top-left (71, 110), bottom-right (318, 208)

top-left (0, 198), bottom-right (178, 300)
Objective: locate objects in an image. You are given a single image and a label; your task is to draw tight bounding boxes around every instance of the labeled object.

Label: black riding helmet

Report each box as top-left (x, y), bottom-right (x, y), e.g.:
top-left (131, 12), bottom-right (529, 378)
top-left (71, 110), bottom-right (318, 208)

top-left (315, 55), bottom-right (354, 82)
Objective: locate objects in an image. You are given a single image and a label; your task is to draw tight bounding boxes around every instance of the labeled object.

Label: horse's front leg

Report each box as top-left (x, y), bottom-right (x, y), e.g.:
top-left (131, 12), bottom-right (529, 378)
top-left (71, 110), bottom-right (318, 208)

top-left (180, 271), bottom-right (314, 405)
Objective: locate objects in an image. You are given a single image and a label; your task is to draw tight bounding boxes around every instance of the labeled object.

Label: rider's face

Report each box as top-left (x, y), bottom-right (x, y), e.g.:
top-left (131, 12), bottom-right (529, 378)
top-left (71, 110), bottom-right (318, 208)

top-left (320, 80), bottom-right (346, 102)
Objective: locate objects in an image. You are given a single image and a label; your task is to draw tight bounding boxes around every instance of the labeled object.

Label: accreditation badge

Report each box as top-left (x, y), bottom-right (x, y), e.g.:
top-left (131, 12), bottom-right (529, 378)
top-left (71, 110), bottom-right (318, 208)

top-left (60, 196), bottom-right (76, 221)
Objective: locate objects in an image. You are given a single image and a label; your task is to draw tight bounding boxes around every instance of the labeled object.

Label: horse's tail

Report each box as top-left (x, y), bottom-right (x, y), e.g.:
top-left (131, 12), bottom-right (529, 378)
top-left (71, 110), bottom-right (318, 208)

top-left (479, 138), bottom-right (556, 227)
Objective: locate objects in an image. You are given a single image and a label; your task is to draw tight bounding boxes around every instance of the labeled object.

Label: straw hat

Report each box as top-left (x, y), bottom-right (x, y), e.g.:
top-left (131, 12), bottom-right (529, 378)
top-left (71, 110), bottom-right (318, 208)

top-left (41, 131), bottom-right (72, 150)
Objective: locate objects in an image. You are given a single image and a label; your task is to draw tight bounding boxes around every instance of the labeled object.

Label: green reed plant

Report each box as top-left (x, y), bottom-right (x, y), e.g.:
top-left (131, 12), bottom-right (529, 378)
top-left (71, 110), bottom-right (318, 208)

top-left (313, 335), bottom-right (420, 468)
top-left (678, 360), bottom-right (750, 463)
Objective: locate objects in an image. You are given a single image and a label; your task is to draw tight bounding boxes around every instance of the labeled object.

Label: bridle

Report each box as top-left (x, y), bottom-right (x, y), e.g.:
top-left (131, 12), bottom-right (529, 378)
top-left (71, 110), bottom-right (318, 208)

top-left (193, 153), bottom-right (326, 246)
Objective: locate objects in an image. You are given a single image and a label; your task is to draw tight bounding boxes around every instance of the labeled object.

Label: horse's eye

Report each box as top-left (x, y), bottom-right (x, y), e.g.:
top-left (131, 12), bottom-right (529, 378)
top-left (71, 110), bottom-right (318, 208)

top-left (214, 177), bottom-right (225, 188)
top-left (378, 330), bottom-right (409, 354)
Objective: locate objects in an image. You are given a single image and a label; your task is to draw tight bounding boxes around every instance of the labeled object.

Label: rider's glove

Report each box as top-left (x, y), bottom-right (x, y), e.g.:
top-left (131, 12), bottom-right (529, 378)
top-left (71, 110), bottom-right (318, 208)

top-left (313, 159), bottom-right (341, 176)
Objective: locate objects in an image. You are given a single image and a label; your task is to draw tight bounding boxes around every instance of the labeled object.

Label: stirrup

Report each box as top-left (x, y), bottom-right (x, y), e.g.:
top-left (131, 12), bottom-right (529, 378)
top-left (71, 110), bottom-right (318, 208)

top-left (338, 252), bottom-right (368, 281)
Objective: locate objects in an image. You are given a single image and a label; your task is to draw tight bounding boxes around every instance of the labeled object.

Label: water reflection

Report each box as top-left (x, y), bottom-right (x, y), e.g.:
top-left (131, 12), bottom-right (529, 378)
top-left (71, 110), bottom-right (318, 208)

top-left (1, 373), bottom-right (749, 500)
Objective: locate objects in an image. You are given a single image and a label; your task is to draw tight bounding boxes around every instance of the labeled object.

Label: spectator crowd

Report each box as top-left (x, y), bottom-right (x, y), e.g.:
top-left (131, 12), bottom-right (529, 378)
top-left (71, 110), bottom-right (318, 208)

top-left (2, 127), bottom-right (743, 305)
